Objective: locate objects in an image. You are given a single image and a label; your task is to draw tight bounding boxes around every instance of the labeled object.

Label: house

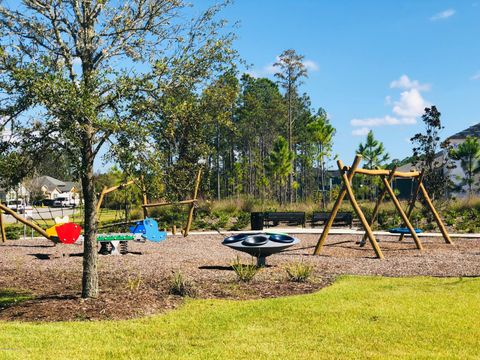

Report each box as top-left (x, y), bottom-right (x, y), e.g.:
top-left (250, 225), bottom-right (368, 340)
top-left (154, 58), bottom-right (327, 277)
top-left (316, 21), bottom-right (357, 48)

top-left (0, 183), bottom-right (30, 203)
top-left (396, 123), bottom-right (480, 198)
top-left (26, 176), bottom-right (81, 205)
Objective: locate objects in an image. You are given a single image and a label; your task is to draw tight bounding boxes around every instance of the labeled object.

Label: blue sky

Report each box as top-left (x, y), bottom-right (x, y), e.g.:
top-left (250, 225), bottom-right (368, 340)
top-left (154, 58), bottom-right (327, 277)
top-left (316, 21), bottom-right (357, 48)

top-left (221, 0), bottom-right (480, 162)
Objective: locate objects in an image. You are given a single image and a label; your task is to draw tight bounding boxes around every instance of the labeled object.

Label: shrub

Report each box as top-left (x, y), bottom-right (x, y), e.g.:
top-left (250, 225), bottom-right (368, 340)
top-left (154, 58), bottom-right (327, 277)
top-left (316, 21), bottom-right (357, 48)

top-left (5, 226), bottom-right (23, 240)
top-left (169, 271), bottom-right (196, 297)
top-left (285, 261), bottom-right (314, 282)
top-left (231, 256), bottom-right (259, 282)
top-left (125, 274), bottom-right (143, 292)
top-left (228, 211), bottom-right (250, 231)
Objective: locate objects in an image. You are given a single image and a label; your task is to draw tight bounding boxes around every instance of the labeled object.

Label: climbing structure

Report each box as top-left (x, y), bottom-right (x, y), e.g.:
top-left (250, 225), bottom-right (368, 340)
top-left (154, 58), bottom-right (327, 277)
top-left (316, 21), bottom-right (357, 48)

top-left (313, 154), bottom-right (452, 259)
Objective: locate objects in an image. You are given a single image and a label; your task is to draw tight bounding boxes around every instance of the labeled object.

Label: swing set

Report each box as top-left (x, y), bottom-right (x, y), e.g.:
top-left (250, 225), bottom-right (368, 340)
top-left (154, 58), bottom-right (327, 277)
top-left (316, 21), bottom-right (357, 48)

top-left (313, 155), bottom-right (453, 259)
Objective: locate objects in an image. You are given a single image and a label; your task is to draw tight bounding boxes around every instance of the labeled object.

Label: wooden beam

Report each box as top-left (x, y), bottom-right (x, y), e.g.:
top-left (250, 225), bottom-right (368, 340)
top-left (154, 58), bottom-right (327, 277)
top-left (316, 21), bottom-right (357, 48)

top-left (399, 170), bottom-right (425, 242)
top-left (0, 210), bottom-right (6, 243)
top-left (344, 167), bottom-right (420, 178)
top-left (183, 169), bottom-right (202, 237)
top-left (314, 155), bottom-right (362, 255)
top-left (95, 186), bottom-right (108, 214)
top-left (419, 182), bottom-right (453, 244)
top-left (142, 199), bottom-right (197, 208)
top-left (381, 177), bottom-right (423, 250)
top-left (339, 160), bottom-right (384, 259)
top-left (359, 166), bottom-right (397, 246)
top-left (102, 180), bottom-right (136, 195)
top-left (0, 203), bottom-right (51, 240)
top-left (140, 175), bottom-right (149, 219)
top-left (96, 180), bottom-right (136, 214)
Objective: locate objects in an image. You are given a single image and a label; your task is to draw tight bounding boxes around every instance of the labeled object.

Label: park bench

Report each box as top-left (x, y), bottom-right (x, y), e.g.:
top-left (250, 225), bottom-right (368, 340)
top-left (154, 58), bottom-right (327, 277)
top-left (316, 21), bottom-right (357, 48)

top-left (311, 211), bottom-right (353, 228)
top-left (263, 212), bottom-right (306, 228)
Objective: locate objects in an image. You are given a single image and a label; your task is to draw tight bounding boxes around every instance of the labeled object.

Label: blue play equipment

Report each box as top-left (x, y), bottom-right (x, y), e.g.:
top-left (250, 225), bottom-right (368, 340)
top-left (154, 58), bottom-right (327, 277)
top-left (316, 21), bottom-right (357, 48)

top-left (389, 227), bottom-right (423, 234)
top-left (129, 221), bottom-right (146, 235)
top-left (130, 218), bottom-right (167, 242)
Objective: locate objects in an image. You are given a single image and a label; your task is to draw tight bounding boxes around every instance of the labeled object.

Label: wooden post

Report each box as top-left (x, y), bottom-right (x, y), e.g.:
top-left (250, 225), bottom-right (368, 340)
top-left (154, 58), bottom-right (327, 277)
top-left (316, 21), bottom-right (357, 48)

top-left (381, 177), bottom-right (423, 250)
top-left (419, 182), bottom-right (453, 244)
top-left (96, 186), bottom-right (107, 214)
top-left (339, 160), bottom-right (384, 259)
top-left (314, 155), bottom-right (362, 255)
top-left (359, 166), bottom-right (397, 246)
top-left (0, 210), bottom-right (6, 243)
top-left (183, 169), bottom-right (202, 237)
top-left (399, 170), bottom-right (424, 242)
top-left (140, 175), bottom-right (149, 219)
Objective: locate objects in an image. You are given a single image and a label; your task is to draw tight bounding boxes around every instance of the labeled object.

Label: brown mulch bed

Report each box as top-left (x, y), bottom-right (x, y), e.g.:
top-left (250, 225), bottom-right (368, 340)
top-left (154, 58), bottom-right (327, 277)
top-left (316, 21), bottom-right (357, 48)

top-left (0, 233), bottom-right (479, 322)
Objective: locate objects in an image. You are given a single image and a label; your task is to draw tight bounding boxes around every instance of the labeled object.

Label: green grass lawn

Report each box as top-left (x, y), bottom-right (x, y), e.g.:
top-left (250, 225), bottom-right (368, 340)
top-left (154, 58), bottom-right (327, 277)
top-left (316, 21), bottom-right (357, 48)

top-left (1, 276), bottom-right (479, 359)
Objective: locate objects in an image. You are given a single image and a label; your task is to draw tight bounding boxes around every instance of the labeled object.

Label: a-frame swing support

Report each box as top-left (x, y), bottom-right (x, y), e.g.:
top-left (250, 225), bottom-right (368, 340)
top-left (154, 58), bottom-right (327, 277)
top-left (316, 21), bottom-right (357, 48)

top-left (313, 154), bottom-right (452, 258)
top-left (0, 208), bottom-right (6, 243)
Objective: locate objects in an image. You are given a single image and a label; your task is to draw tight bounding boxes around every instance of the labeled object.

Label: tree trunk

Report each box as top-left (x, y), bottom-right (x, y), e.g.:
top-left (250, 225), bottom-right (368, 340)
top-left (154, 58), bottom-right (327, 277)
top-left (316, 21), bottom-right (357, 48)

top-left (81, 135), bottom-right (99, 299)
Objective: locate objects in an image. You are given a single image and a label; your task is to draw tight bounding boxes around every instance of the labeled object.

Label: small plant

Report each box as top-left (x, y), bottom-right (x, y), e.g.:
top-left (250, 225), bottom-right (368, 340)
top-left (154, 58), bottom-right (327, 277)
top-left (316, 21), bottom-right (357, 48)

top-left (126, 274), bottom-right (143, 292)
top-left (285, 261), bottom-right (314, 283)
top-left (5, 226), bottom-right (23, 240)
top-left (169, 271), bottom-right (196, 297)
top-left (231, 256), bottom-right (259, 282)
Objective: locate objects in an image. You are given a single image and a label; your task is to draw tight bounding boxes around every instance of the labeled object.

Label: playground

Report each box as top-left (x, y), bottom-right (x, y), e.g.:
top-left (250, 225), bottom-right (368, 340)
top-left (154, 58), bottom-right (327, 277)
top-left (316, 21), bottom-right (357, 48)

top-left (1, 232), bottom-right (479, 322)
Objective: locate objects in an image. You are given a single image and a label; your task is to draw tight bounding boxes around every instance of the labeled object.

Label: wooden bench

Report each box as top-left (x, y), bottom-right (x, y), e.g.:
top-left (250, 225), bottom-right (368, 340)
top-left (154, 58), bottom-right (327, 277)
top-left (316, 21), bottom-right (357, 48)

top-left (311, 211), bottom-right (353, 228)
top-left (263, 212), bottom-right (306, 228)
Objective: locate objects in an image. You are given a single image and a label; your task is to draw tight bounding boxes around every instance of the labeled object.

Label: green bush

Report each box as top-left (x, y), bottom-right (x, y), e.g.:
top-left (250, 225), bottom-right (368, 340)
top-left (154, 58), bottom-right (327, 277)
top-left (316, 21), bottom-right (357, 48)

top-left (5, 226), bottom-right (23, 240)
top-left (285, 261), bottom-right (314, 282)
top-left (231, 256), bottom-right (259, 282)
top-left (168, 271), bottom-right (196, 297)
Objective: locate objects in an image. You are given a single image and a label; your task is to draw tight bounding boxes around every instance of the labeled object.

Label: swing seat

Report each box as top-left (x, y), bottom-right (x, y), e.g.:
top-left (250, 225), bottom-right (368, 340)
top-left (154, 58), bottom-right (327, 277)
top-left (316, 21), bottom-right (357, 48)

top-left (142, 218), bottom-right (167, 243)
top-left (55, 223), bottom-right (82, 244)
top-left (388, 227), bottom-right (423, 234)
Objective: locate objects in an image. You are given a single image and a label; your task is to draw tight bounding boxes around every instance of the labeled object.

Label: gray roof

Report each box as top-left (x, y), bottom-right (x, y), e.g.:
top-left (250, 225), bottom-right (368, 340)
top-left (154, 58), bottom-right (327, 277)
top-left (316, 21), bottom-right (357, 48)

top-left (32, 176), bottom-right (65, 192)
top-left (448, 123), bottom-right (480, 140)
top-left (59, 181), bottom-right (78, 192)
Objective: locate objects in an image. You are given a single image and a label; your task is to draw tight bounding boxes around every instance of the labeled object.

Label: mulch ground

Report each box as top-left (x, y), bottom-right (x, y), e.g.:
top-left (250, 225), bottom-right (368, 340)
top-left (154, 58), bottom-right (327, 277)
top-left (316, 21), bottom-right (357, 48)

top-left (1, 232), bottom-right (479, 322)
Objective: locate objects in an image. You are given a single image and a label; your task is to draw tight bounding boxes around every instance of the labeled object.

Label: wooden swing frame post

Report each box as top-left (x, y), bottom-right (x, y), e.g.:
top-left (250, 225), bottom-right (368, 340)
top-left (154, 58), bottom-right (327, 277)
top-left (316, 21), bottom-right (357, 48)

top-left (96, 179), bottom-right (136, 214)
top-left (0, 209), bottom-right (6, 243)
top-left (398, 170), bottom-right (424, 242)
top-left (419, 182), bottom-right (453, 244)
top-left (314, 155), bottom-right (362, 255)
top-left (140, 169), bottom-right (202, 237)
top-left (183, 169), bottom-right (202, 237)
top-left (359, 166), bottom-right (397, 246)
top-left (140, 175), bottom-right (149, 219)
top-left (338, 159), bottom-right (384, 259)
top-left (381, 174), bottom-right (423, 250)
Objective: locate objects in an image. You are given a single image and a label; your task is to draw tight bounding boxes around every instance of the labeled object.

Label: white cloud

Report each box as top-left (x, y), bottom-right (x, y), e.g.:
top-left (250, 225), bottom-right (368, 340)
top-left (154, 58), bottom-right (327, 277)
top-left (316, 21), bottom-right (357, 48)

top-left (392, 88), bottom-right (430, 118)
top-left (352, 127), bottom-right (370, 136)
top-left (390, 75), bottom-right (431, 91)
top-left (471, 71), bottom-right (480, 80)
top-left (351, 115), bottom-right (419, 127)
top-left (302, 60), bottom-right (319, 72)
top-left (351, 75), bottom-right (430, 130)
top-left (430, 9), bottom-right (455, 21)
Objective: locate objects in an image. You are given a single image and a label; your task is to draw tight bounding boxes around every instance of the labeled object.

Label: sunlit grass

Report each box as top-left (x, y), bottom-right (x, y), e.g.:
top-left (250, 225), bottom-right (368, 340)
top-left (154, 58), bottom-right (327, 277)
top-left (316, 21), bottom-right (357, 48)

top-left (1, 276), bottom-right (479, 359)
